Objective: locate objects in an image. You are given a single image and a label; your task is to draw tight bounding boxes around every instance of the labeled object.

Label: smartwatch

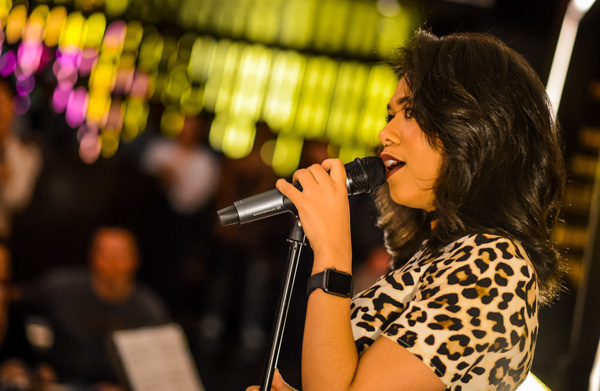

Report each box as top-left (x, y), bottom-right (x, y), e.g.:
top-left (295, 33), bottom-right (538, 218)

top-left (307, 268), bottom-right (353, 298)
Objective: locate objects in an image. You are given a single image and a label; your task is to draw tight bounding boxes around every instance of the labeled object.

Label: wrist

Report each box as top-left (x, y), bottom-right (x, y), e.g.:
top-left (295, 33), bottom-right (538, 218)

top-left (311, 246), bottom-right (352, 276)
top-left (307, 268), bottom-right (354, 298)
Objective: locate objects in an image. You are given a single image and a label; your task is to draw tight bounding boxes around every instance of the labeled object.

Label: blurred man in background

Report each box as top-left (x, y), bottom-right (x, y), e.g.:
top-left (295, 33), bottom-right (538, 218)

top-left (20, 226), bottom-right (169, 390)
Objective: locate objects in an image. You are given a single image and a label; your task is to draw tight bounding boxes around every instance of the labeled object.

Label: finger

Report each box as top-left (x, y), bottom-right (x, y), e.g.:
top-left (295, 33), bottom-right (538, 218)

top-left (321, 158), bottom-right (347, 184)
top-left (272, 369), bottom-right (285, 388)
top-left (276, 178), bottom-right (302, 201)
top-left (291, 168), bottom-right (322, 195)
top-left (306, 163), bottom-right (332, 184)
top-left (245, 387), bottom-right (259, 391)
top-left (292, 167), bottom-right (317, 186)
top-left (272, 369), bottom-right (296, 391)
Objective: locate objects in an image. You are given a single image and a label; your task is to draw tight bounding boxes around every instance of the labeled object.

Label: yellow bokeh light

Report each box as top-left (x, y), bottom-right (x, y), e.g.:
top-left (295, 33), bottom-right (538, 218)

top-left (6, 5), bottom-right (27, 44)
top-left (346, 1), bottom-right (379, 57)
top-left (59, 11), bottom-right (86, 48)
top-left (138, 29), bottom-right (163, 72)
top-left (89, 59), bottom-right (116, 93)
top-left (210, 41), bottom-right (241, 114)
top-left (86, 90), bottom-right (111, 126)
top-left (208, 112), bottom-right (227, 152)
top-left (295, 56), bottom-right (338, 139)
top-left (23, 6), bottom-right (50, 42)
top-left (82, 12), bottom-right (106, 48)
top-left (338, 143), bottom-right (371, 164)
top-left (222, 117), bottom-right (256, 160)
top-left (44, 6), bottom-right (67, 47)
top-left (188, 36), bottom-right (217, 83)
top-left (0, 0), bottom-right (12, 20)
top-left (376, 7), bottom-right (413, 58)
top-left (280, 0), bottom-right (317, 49)
top-left (0, 0), bottom-right (420, 164)
top-left (246, 0), bottom-right (280, 44)
top-left (357, 65), bottom-right (397, 146)
top-left (327, 62), bottom-right (369, 145)
top-left (163, 65), bottom-right (190, 104)
top-left (123, 97), bottom-right (149, 140)
top-left (313, 0), bottom-right (350, 54)
top-left (123, 21), bottom-right (144, 53)
top-left (105, 0), bottom-right (130, 17)
top-left (160, 107), bottom-right (186, 138)
top-left (100, 129), bottom-right (120, 158)
top-left (178, 0), bottom-right (201, 30)
top-left (262, 50), bottom-right (305, 132)
top-left (229, 44), bottom-right (272, 120)
top-left (271, 134), bottom-right (304, 177)
top-left (180, 85), bottom-right (204, 116)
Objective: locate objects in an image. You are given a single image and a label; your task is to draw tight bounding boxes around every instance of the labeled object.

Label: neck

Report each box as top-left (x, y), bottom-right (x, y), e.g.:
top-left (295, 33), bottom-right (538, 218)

top-left (92, 276), bottom-right (134, 303)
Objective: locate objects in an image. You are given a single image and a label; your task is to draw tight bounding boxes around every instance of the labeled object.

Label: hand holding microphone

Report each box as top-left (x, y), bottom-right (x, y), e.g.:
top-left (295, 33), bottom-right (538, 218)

top-left (217, 156), bottom-right (386, 226)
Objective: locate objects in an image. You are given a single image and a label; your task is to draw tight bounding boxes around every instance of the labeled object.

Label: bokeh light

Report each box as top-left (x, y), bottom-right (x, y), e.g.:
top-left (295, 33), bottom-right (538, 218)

top-left (0, 0), bottom-right (418, 170)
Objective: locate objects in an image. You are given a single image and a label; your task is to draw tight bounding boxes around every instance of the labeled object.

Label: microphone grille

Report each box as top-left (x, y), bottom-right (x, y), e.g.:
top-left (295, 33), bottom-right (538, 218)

top-left (345, 156), bottom-right (387, 195)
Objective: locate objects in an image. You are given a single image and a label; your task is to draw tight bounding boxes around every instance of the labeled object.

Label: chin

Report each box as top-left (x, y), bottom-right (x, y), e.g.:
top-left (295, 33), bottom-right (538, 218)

top-left (390, 191), bottom-right (431, 211)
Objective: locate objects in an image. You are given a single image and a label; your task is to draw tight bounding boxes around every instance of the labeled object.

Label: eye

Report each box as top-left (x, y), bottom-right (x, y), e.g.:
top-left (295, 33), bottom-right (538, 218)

top-left (404, 108), bottom-right (415, 120)
top-left (386, 114), bottom-right (395, 124)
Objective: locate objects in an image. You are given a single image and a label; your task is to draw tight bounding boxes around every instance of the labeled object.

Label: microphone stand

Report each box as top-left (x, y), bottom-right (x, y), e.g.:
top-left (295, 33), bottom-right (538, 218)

top-left (260, 217), bottom-right (305, 390)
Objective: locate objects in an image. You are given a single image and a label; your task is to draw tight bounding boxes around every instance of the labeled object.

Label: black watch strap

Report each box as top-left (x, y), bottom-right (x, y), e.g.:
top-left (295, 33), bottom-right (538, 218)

top-left (307, 268), bottom-right (353, 298)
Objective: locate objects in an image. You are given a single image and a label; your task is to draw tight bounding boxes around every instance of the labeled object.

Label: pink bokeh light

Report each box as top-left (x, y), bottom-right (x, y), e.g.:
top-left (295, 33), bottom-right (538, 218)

top-left (52, 84), bottom-right (73, 113)
top-left (17, 41), bottom-right (43, 74)
top-left (79, 47), bottom-right (98, 76)
top-left (78, 124), bottom-right (101, 164)
top-left (53, 49), bottom-right (80, 85)
top-left (130, 71), bottom-right (149, 98)
top-left (66, 87), bottom-right (89, 128)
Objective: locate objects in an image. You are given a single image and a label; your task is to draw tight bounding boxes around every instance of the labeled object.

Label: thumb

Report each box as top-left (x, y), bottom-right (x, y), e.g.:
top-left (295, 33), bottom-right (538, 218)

top-left (271, 369), bottom-right (295, 391)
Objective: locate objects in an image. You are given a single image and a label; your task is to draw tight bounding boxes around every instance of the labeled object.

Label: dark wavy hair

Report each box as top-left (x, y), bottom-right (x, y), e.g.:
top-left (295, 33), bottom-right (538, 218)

top-left (375, 31), bottom-right (566, 305)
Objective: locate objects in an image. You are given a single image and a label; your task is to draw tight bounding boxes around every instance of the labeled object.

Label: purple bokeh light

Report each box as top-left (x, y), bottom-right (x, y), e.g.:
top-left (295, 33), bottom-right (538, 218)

top-left (0, 51), bottom-right (17, 77)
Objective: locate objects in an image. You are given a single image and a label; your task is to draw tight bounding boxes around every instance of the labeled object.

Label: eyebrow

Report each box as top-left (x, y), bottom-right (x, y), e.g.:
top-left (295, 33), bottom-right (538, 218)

top-left (387, 96), bottom-right (411, 112)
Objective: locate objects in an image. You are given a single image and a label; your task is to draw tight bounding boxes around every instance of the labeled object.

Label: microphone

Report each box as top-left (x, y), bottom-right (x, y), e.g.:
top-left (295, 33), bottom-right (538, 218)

top-left (217, 156), bottom-right (387, 226)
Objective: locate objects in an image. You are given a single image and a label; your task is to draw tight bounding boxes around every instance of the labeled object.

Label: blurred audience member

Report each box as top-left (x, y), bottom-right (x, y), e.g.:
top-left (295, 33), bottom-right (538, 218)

top-left (0, 81), bottom-right (42, 240)
top-left (20, 227), bottom-right (169, 390)
top-left (141, 114), bottom-right (221, 315)
top-left (142, 115), bottom-right (220, 217)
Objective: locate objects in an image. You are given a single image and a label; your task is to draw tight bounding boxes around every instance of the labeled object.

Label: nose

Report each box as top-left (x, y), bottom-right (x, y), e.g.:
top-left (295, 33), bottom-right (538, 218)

top-left (378, 121), bottom-right (400, 147)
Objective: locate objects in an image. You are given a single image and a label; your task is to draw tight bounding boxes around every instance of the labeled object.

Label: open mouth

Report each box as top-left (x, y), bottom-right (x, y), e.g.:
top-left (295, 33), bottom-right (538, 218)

top-left (381, 154), bottom-right (406, 179)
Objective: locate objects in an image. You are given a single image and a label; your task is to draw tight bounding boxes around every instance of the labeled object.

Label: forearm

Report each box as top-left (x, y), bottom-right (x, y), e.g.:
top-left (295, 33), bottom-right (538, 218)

top-left (302, 255), bottom-right (358, 391)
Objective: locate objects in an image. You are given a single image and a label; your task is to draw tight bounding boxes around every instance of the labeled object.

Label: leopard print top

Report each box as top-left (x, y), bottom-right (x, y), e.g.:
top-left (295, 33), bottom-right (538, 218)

top-left (351, 233), bottom-right (538, 390)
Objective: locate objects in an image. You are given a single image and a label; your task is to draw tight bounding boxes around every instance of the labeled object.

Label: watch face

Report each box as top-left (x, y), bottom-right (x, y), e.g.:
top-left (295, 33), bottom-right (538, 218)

top-left (326, 271), bottom-right (352, 296)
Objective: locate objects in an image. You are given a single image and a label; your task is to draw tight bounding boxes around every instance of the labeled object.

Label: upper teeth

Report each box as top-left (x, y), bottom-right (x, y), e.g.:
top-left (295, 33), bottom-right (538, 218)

top-left (384, 160), bottom-right (402, 168)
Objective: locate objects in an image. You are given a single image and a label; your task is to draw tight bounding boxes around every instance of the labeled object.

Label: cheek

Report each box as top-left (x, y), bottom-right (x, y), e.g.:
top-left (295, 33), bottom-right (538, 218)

top-left (419, 152), bottom-right (442, 183)
top-left (413, 137), bottom-right (442, 183)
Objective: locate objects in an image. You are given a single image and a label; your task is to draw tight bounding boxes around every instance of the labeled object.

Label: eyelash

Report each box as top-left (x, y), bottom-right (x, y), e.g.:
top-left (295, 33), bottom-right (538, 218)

top-left (386, 108), bottom-right (415, 123)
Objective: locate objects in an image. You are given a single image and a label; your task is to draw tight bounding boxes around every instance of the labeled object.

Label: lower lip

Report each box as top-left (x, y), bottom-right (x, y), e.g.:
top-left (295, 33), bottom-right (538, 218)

top-left (386, 164), bottom-right (404, 180)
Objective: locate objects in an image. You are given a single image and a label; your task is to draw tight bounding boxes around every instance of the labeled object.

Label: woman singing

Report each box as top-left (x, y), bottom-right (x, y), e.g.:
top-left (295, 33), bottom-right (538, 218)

top-left (247, 30), bottom-right (566, 391)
